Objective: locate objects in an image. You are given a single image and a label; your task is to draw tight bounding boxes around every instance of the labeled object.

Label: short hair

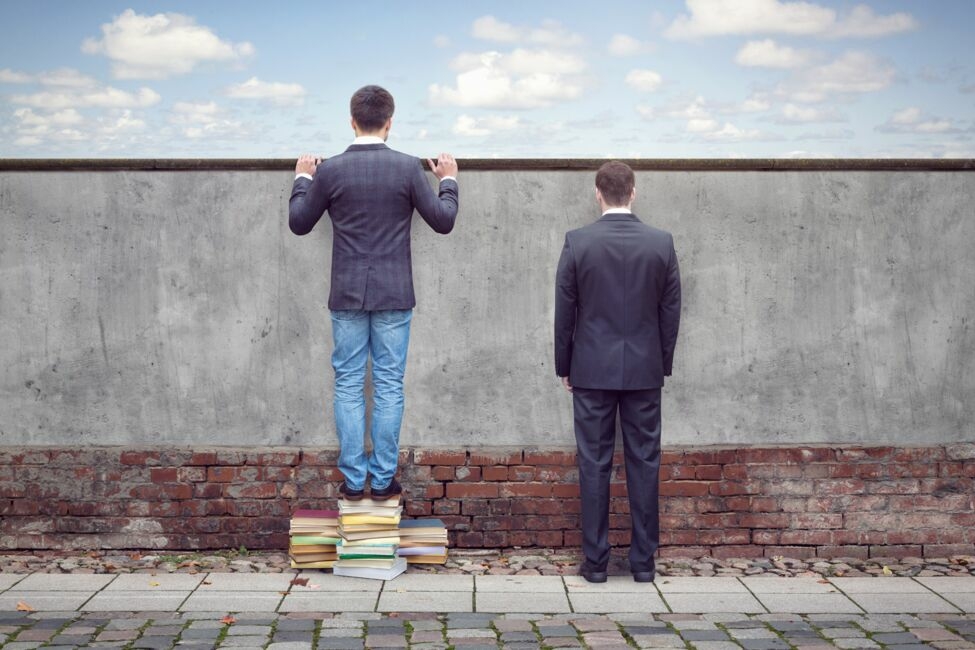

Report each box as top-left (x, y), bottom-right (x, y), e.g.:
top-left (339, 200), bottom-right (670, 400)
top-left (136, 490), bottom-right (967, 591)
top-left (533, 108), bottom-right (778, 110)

top-left (350, 85), bottom-right (395, 131)
top-left (595, 161), bottom-right (635, 207)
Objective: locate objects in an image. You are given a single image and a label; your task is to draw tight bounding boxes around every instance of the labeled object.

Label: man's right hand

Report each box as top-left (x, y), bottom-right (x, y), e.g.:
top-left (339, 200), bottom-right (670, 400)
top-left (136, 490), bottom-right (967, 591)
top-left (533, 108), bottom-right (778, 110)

top-left (428, 153), bottom-right (458, 179)
top-left (295, 154), bottom-right (321, 177)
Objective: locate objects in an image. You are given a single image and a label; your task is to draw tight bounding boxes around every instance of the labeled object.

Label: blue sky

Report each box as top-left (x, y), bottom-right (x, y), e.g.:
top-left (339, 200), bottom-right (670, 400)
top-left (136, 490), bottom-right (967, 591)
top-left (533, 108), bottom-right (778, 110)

top-left (1, 1), bottom-right (972, 158)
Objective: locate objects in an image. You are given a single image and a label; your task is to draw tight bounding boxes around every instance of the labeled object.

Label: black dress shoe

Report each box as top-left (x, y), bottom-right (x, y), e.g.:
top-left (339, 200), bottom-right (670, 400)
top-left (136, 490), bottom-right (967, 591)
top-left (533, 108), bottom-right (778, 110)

top-left (580, 565), bottom-right (608, 583)
top-left (338, 481), bottom-right (364, 501)
top-left (632, 571), bottom-right (655, 583)
top-left (370, 477), bottom-right (402, 501)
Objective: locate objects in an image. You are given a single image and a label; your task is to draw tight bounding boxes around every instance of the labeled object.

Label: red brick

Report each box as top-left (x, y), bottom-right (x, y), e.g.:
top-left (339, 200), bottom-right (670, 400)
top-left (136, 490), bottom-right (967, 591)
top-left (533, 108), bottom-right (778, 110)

top-left (454, 466), bottom-right (481, 481)
top-left (224, 482), bottom-right (277, 499)
top-left (780, 530), bottom-right (834, 545)
top-left (923, 543), bottom-right (975, 557)
top-left (681, 448), bottom-right (738, 465)
top-left (508, 465), bottom-right (536, 481)
top-left (119, 451), bottom-right (160, 466)
top-left (433, 500), bottom-right (461, 515)
top-left (455, 531), bottom-right (483, 547)
top-left (445, 483), bottom-right (498, 498)
top-left (482, 465), bottom-right (509, 481)
top-left (150, 468), bottom-right (178, 483)
top-left (424, 484), bottom-right (444, 499)
top-left (712, 545), bottom-right (764, 559)
top-left (817, 545), bottom-right (869, 560)
top-left (461, 499), bottom-right (491, 516)
top-left (299, 450), bottom-right (339, 465)
top-left (414, 450), bottom-right (468, 466)
top-left (469, 449), bottom-right (523, 465)
top-left (207, 467), bottom-right (236, 482)
top-left (710, 481), bottom-right (760, 496)
top-left (535, 465), bottom-right (576, 482)
top-left (406, 500), bottom-right (431, 516)
top-left (869, 545), bottom-right (923, 559)
top-left (187, 451), bottom-right (218, 466)
top-left (431, 466), bottom-right (454, 481)
top-left (836, 447), bottom-right (895, 461)
top-left (500, 483), bottom-right (552, 498)
top-left (739, 513), bottom-right (791, 529)
top-left (699, 529), bottom-right (750, 545)
top-left (660, 481), bottom-right (710, 497)
top-left (523, 449), bottom-right (576, 465)
top-left (695, 465), bottom-right (723, 480)
top-left (552, 484), bottom-right (580, 497)
top-left (764, 546), bottom-right (819, 559)
top-left (667, 465), bottom-right (697, 480)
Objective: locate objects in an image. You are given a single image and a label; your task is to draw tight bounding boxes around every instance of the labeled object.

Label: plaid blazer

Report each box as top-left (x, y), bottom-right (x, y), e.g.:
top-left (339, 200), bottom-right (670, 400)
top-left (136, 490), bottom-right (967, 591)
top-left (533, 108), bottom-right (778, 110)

top-left (289, 143), bottom-right (458, 310)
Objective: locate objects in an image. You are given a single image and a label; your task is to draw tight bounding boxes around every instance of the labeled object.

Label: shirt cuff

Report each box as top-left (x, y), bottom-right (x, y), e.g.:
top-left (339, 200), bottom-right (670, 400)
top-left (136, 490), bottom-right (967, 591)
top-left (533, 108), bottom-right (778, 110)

top-left (439, 176), bottom-right (457, 183)
top-left (295, 173), bottom-right (313, 181)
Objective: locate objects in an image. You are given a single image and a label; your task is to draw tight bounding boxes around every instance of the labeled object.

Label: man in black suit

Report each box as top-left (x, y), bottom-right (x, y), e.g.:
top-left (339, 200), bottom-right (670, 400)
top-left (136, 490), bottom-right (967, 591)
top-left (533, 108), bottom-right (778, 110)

top-left (554, 161), bottom-right (681, 583)
top-left (289, 85), bottom-right (459, 502)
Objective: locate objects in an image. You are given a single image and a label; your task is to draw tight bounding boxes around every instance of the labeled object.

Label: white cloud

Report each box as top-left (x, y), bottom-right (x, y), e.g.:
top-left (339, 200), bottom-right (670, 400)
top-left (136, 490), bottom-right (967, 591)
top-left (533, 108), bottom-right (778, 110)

top-left (1, 67), bottom-right (98, 87)
top-left (430, 51), bottom-right (585, 109)
top-left (98, 109), bottom-right (146, 136)
top-left (471, 15), bottom-right (583, 47)
top-left (81, 9), bottom-right (254, 79)
top-left (453, 114), bottom-right (521, 137)
top-left (607, 34), bottom-right (646, 57)
top-left (686, 118), bottom-right (719, 133)
top-left (224, 77), bottom-right (306, 106)
top-left (876, 107), bottom-right (963, 134)
top-left (625, 69), bottom-right (663, 92)
top-left (735, 40), bottom-right (815, 68)
top-left (170, 100), bottom-right (244, 139)
top-left (0, 68), bottom-right (33, 83)
top-left (12, 108), bottom-right (90, 144)
top-left (666, 0), bottom-right (916, 39)
top-left (779, 51), bottom-right (896, 102)
top-left (433, 35), bottom-right (451, 48)
top-left (12, 86), bottom-right (160, 110)
top-left (774, 103), bottom-right (846, 123)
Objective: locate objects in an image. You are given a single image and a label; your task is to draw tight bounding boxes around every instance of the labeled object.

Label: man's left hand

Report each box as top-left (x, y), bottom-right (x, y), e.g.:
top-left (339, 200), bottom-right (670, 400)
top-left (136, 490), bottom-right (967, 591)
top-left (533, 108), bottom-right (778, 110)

top-left (561, 376), bottom-right (573, 393)
top-left (295, 154), bottom-right (321, 177)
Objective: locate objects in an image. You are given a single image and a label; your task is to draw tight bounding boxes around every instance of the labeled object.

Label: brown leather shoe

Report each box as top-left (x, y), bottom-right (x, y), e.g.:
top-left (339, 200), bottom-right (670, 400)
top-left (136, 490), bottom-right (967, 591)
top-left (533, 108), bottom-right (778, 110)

top-left (338, 481), bottom-right (364, 501)
top-left (370, 478), bottom-right (402, 501)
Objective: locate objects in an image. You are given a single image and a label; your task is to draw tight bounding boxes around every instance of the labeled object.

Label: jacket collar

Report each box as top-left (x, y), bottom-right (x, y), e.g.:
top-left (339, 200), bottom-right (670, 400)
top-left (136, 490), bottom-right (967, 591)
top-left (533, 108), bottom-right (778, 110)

top-left (345, 143), bottom-right (389, 152)
top-left (598, 212), bottom-right (640, 222)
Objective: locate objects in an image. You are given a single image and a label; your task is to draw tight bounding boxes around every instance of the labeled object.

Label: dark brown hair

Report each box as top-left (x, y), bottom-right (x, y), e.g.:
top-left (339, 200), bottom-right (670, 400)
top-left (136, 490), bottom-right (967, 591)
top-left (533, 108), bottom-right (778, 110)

top-left (350, 85), bottom-right (395, 131)
top-left (595, 161), bottom-right (635, 206)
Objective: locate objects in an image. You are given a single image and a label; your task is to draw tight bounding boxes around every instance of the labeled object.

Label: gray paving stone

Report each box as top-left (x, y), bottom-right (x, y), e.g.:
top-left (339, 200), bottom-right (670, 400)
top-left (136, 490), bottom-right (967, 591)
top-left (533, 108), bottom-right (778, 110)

top-left (691, 643), bottom-right (742, 650)
top-left (570, 591), bottom-right (669, 614)
top-left (410, 620), bottom-right (445, 631)
top-left (363, 632), bottom-right (409, 647)
top-left (280, 592), bottom-right (377, 613)
top-left (820, 627), bottom-right (868, 638)
top-left (316, 639), bottom-right (364, 649)
top-left (629, 634), bottom-right (686, 648)
top-left (832, 638), bottom-right (880, 649)
top-left (131, 637), bottom-right (178, 649)
top-left (83, 591), bottom-right (190, 612)
top-left (448, 628), bottom-right (498, 639)
top-left (272, 630), bottom-right (316, 643)
top-left (737, 639), bottom-right (790, 649)
top-left (266, 643), bottom-right (314, 650)
top-left (0, 593), bottom-right (92, 611)
top-left (500, 631), bottom-right (538, 642)
top-left (681, 629), bottom-right (731, 641)
top-left (225, 624), bottom-right (272, 635)
top-left (180, 591), bottom-right (283, 612)
top-left (535, 624), bottom-right (576, 636)
top-left (665, 592), bottom-right (766, 614)
top-left (871, 632), bottom-right (921, 644)
top-left (1, 643), bottom-right (43, 650)
top-left (275, 618), bottom-right (316, 631)
top-left (727, 627), bottom-right (778, 639)
top-left (411, 630), bottom-right (446, 643)
top-left (379, 590), bottom-right (472, 613)
top-left (7, 574), bottom-right (115, 592)
top-left (144, 625), bottom-right (184, 636)
top-left (188, 619), bottom-right (227, 628)
top-left (476, 592), bottom-right (570, 613)
top-left (475, 575), bottom-right (565, 593)
top-left (179, 627), bottom-right (223, 639)
top-left (193, 573), bottom-right (294, 591)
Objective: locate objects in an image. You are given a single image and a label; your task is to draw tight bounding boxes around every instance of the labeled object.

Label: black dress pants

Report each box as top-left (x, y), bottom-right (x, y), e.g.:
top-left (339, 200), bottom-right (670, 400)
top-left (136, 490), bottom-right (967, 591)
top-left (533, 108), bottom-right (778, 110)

top-left (572, 387), bottom-right (662, 573)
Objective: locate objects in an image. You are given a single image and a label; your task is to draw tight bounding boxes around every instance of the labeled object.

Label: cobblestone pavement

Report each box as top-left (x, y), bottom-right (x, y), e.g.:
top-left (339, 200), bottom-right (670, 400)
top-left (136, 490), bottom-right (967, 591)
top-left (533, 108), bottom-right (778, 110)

top-left (1, 610), bottom-right (975, 650)
top-left (3, 552), bottom-right (973, 579)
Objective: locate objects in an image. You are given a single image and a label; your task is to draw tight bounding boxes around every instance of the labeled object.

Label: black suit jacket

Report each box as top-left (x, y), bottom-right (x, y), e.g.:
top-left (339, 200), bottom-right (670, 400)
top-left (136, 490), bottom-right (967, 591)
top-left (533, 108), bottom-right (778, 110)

top-left (554, 212), bottom-right (681, 390)
top-left (289, 143), bottom-right (459, 310)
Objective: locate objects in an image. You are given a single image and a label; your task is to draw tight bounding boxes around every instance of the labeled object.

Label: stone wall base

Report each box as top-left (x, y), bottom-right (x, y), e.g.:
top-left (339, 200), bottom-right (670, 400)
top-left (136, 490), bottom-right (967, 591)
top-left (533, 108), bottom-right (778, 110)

top-left (2, 445), bottom-right (973, 558)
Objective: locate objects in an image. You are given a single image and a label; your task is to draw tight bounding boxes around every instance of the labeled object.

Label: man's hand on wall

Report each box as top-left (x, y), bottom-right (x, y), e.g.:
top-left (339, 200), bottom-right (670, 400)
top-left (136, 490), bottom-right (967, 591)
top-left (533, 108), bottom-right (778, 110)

top-left (428, 153), bottom-right (458, 179)
top-left (295, 154), bottom-right (321, 177)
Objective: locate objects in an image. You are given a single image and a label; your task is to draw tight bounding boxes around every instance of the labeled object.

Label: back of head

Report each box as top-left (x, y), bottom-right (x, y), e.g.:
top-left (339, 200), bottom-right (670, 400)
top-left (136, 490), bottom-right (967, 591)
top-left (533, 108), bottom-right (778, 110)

top-left (595, 161), bottom-right (635, 207)
top-left (350, 85), bottom-right (395, 131)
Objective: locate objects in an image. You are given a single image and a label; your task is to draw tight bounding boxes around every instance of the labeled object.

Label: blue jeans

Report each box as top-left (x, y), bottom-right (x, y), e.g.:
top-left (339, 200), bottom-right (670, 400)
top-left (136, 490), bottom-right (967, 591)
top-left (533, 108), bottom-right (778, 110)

top-left (330, 309), bottom-right (412, 491)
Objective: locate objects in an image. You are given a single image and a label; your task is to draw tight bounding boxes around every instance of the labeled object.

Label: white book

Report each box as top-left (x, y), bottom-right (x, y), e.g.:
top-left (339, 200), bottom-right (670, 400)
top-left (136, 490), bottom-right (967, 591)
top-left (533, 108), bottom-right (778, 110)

top-left (333, 556), bottom-right (407, 581)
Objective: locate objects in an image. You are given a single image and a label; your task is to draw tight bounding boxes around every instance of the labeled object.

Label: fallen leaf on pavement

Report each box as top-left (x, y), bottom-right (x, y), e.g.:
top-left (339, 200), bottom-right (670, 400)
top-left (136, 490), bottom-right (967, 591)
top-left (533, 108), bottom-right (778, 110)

top-left (129, 552), bottom-right (142, 560)
top-left (221, 615), bottom-right (236, 625)
top-left (149, 581), bottom-right (160, 587)
top-left (290, 577), bottom-right (310, 586)
top-left (16, 602), bottom-right (35, 612)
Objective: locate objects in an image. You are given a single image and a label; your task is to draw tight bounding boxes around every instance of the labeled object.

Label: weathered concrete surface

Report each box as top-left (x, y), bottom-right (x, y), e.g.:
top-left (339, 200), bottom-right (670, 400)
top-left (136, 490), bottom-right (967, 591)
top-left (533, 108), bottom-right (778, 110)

top-left (0, 169), bottom-right (972, 446)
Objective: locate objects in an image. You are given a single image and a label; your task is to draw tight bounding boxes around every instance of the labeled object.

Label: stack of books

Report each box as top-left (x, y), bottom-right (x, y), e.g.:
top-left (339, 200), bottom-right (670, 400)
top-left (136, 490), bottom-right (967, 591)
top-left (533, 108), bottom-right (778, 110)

top-left (334, 496), bottom-right (407, 580)
top-left (397, 518), bottom-right (448, 564)
top-left (288, 509), bottom-right (340, 569)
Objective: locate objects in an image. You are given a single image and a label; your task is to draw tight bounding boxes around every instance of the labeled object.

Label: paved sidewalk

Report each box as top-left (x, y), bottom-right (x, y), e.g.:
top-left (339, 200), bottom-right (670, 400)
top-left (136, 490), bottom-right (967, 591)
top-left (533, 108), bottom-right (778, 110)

top-left (1, 573), bottom-right (974, 649)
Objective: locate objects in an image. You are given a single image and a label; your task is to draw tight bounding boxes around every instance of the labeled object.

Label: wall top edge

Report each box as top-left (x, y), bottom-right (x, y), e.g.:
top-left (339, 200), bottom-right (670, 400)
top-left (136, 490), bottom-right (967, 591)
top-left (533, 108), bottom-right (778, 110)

top-left (1, 158), bottom-right (973, 172)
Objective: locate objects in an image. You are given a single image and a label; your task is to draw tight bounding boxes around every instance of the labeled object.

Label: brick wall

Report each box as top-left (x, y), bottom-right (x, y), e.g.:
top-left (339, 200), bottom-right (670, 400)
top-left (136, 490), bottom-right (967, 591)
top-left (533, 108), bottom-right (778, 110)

top-left (1, 445), bottom-right (973, 558)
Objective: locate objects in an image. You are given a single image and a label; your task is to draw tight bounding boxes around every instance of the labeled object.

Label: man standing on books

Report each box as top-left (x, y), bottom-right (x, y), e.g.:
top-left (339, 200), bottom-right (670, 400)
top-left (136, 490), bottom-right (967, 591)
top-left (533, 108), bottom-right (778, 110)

top-left (289, 85), bottom-right (459, 502)
top-left (554, 161), bottom-right (681, 583)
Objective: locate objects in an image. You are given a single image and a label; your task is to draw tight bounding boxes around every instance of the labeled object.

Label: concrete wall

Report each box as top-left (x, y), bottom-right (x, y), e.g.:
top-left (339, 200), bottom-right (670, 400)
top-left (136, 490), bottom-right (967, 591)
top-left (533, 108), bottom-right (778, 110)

top-left (1, 166), bottom-right (972, 447)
